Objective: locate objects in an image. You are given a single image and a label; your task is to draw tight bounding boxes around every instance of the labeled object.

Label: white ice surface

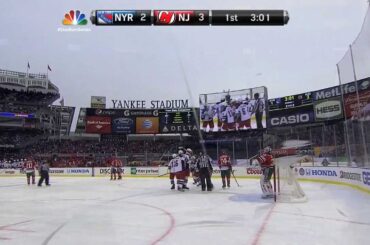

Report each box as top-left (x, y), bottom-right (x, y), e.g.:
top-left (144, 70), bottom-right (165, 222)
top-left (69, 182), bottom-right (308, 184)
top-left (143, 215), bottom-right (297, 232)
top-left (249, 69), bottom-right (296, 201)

top-left (0, 177), bottom-right (369, 245)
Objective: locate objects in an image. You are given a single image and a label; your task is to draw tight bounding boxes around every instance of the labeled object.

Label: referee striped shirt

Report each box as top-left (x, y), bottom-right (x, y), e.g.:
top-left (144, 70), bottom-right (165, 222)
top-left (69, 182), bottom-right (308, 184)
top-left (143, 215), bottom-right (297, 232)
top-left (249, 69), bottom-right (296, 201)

top-left (198, 156), bottom-right (211, 169)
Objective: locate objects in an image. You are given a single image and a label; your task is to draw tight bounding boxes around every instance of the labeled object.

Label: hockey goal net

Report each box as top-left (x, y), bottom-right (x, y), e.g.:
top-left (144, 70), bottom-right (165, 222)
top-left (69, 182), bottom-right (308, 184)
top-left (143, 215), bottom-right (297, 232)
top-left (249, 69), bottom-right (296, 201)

top-left (274, 160), bottom-right (308, 203)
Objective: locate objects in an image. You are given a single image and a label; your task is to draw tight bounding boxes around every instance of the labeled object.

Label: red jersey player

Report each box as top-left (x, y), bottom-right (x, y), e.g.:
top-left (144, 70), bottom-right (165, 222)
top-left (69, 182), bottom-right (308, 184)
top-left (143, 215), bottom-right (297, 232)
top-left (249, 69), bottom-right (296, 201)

top-left (218, 151), bottom-right (232, 188)
top-left (256, 147), bottom-right (275, 198)
top-left (23, 158), bottom-right (37, 185)
top-left (110, 158), bottom-right (123, 180)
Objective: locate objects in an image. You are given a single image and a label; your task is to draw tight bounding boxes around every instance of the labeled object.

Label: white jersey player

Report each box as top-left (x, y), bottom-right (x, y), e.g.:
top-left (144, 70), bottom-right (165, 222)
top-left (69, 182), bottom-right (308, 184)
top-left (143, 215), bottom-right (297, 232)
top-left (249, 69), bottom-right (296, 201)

top-left (201, 105), bottom-right (216, 131)
top-left (222, 104), bottom-right (236, 131)
top-left (236, 99), bottom-right (254, 130)
top-left (213, 101), bottom-right (226, 131)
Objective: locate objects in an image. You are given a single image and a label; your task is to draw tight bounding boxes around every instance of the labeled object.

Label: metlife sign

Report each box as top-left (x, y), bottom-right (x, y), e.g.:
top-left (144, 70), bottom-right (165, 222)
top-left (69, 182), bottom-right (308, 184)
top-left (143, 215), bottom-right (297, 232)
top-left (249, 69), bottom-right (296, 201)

top-left (313, 78), bottom-right (370, 101)
top-left (314, 97), bottom-right (343, 121)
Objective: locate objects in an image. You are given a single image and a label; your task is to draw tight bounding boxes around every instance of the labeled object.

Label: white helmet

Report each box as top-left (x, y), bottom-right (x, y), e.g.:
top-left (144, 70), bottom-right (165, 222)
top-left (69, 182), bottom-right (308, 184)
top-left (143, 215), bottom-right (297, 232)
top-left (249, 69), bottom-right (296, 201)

top-left (186, 148), bottom-right (193, 155)
top-left (178, 150), bottom-right (184, 155)
top-left (264, 146), bottom-right (272, 154)
top-left (172, 154), bottom-right (177, 159)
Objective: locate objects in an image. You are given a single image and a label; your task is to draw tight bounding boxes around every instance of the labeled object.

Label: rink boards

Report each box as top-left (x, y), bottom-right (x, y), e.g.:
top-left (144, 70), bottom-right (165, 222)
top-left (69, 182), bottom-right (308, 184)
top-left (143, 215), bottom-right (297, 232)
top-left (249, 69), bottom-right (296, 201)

top-left (1, 166), bottom-right (369, 193)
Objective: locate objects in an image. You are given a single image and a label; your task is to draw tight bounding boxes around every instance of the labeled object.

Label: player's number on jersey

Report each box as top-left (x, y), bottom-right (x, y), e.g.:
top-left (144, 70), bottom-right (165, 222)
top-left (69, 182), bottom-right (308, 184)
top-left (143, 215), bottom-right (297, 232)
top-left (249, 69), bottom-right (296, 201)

top-left (198, 13), bottom-right (205, 21)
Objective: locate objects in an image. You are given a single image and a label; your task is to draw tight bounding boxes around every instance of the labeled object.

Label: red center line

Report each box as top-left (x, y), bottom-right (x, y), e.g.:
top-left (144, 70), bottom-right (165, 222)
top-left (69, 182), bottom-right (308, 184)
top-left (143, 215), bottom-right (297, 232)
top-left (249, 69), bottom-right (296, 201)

top-left (251, 204), bottom-right (276, 245)
top-left (0, 220), bottom-right (33, 230)
top-left (127, 201), bottom-right (176, 245)
top-left (1, 228), bottom-right (34, 232)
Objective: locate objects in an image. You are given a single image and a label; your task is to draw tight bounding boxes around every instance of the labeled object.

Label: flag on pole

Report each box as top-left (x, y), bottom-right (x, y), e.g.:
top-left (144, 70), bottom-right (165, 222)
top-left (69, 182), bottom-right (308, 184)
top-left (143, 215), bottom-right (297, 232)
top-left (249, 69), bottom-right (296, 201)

top-left (60, 97), bottom-right (64, 106)
top-left (47, 65), bottom-right (52, 71)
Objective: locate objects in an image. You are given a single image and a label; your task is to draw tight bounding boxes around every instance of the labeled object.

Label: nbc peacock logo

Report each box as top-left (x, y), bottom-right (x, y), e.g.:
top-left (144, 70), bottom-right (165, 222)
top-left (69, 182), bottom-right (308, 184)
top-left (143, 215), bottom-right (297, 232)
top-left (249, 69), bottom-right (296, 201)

top-left (63, 10), bottom-right (88, 25)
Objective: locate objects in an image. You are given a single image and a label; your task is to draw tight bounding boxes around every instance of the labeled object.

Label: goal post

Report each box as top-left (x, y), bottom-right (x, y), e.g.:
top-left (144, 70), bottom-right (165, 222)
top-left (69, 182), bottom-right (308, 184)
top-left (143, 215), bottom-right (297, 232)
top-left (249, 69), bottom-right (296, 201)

top-left (274, 159), bottom-right (308, 203)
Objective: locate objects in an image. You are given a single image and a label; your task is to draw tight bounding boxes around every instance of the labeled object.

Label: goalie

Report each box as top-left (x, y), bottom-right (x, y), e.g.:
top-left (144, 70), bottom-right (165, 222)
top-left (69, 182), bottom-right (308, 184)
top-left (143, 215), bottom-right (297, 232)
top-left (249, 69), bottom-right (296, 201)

top-left (256, 147), bottom-right (275, 199)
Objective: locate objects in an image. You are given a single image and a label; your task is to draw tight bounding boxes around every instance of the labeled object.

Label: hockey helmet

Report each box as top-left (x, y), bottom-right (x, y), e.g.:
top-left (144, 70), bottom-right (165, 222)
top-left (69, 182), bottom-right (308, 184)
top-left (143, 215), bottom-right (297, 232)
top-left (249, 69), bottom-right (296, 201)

top-left (264, 146), bottom-right (272, 154)
top-left (186, 148), bottom-right (193, 155)
top-left (178, 150), bottom-right (184, 155)
top-left (172, 154), bottom-right (177, 159)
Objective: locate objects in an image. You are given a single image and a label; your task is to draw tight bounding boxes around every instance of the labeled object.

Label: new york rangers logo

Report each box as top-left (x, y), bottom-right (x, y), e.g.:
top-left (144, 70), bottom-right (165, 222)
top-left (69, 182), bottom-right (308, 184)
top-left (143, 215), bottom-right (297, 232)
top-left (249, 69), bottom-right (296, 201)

top-left (156, 11), bottom-right (176, 24)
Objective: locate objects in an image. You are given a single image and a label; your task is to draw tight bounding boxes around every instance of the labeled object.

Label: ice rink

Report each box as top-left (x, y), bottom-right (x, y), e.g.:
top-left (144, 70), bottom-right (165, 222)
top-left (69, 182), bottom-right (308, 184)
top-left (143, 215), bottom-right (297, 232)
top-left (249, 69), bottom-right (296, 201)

top-left (1, 176), bottom-right (369, 245)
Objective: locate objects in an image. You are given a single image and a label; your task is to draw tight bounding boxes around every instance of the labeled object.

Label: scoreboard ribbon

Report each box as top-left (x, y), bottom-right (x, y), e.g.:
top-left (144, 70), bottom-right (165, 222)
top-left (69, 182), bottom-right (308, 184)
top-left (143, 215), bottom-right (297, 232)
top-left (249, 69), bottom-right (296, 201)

top-left (90, 10), bottom-right (289, 26)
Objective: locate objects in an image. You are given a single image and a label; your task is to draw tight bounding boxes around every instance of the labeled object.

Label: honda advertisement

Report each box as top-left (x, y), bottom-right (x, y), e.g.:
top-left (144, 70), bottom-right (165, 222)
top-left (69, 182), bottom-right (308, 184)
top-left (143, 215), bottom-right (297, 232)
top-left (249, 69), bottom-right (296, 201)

top-left (159, 108), bottom-right (199, 133)
top-left (85, 116), bottom-right (112, 134)
top-left (313, 97), bottom-right (343, 121)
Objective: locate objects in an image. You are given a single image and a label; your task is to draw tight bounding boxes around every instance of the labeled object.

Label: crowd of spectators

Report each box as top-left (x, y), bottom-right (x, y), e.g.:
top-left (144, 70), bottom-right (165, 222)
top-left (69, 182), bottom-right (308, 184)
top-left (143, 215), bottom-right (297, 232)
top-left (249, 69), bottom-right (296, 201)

top-left (0, 137), bottom-right (197, 168)
top-left (0, 87), bottom-right (58, 105)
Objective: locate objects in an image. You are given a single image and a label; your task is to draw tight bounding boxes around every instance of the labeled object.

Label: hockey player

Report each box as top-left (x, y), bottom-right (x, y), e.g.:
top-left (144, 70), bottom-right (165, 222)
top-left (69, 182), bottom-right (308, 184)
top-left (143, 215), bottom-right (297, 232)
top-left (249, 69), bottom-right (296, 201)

top-left (112, 158), bottom-right (123, 180)
top-left (188, 150), bottom-right (200, 186)
top-left (168, 154), bottom-right (177, 190)
top-left (213, 99), bottom-right (226, 131)
top-left (196, 152), bottom-right (213, 191)
top-left (201, 105), bottom-right (215, 132)
top-left (172, 150), bottom-right (187, 192)
top-left (110, 158), bottom-right (120, 180)
top-left (183, 148), bottom-right (195, 189)
top-left (222, 102), bottom-right (236, 131)
top-left (218, 151), bottom-right (232, 188)
top-left (23, 158), bottom-right (37, 185)
top-left (236, 98), bottom-right (254, 130)
top-left (256, 146), bottom-right (275, 198)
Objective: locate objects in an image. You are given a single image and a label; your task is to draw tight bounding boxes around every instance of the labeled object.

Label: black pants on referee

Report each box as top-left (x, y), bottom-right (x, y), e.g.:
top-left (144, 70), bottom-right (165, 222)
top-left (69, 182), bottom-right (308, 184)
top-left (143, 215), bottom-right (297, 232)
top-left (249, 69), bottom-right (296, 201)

top-left (256, 111), bottom-right (263, 129)
top-left (199, 168), bottom-right (212, 191)
top-left (38, 170), bottom-right (50, 186)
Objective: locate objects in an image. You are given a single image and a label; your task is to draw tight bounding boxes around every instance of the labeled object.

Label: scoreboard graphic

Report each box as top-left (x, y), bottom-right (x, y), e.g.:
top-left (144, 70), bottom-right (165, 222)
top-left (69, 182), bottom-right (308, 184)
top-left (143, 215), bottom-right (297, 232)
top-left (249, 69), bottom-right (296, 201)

top-left (90, 10), bottom-right (289, 26)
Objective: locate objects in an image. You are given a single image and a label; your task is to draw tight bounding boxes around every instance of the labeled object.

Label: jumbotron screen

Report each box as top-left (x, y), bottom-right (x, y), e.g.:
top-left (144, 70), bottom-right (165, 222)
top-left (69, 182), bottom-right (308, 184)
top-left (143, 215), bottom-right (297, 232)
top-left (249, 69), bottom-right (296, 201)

top-left (199, 86), bottom-right (267, 132)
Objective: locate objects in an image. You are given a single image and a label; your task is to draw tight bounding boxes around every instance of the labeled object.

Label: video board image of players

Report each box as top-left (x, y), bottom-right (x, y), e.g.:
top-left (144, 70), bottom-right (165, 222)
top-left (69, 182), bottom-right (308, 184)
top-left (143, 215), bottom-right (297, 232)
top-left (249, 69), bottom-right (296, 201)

top-left (199, 87), bottom-right (267, 132)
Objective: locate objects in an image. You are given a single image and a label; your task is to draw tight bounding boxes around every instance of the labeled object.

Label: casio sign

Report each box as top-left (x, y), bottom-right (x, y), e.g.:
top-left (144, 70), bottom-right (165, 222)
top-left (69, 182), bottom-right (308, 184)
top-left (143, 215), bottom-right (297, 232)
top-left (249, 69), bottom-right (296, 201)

top-left (270, 113), bottom-right (310, 126)
top-left (315, 100), bottom-right (342, 120)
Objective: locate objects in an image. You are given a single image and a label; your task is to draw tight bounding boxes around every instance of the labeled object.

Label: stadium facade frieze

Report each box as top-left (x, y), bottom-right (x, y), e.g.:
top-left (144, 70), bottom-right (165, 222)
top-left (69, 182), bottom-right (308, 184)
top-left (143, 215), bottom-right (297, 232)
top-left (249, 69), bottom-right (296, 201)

top-left (111, 99), bottom-right (189, 109)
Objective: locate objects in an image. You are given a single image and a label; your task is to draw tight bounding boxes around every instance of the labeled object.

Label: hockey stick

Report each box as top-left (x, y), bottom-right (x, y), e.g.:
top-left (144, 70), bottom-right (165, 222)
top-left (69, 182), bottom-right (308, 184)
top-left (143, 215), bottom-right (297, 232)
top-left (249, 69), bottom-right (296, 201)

top-left (158, 172), bottom-right (169, 177)
top-left (231, 171), bottom-right (241, 187)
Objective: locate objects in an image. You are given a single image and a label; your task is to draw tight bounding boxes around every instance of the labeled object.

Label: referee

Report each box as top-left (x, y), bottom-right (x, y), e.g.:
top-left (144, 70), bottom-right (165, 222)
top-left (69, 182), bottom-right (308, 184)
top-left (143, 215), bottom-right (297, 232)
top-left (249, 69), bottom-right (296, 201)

top-left (196, 152), bottom-right (213, 191)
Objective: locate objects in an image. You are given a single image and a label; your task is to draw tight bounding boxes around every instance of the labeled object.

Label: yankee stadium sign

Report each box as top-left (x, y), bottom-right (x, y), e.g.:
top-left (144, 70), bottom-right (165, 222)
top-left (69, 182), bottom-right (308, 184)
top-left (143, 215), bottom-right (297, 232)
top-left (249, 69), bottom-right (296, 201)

top-left (111, 99), bottom-right (189, 109)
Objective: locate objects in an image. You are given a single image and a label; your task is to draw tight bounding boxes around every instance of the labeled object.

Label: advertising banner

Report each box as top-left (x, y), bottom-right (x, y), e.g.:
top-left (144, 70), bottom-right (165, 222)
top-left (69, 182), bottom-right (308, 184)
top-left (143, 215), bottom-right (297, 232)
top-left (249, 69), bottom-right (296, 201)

top-left (91, 96), bottom-right (106, 109)
top-left (159, 108), bottom-right (199, 133)
top-left (313, 77), bottom-right (370, 101)
top-left (136, 117), bottom-right (159, 134)
top-left (344, 89), bottom-right (370, 120)
top-left (112, 116), bottom-right (135, 134)
top-left (85, 116), bottom-right (112, 134)
top-left (199, 86), bottom-right (267, 132)
top-left (268, 105), bottom-right (314, 127)
top-left (313, 97), bottom-right (343, 121)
